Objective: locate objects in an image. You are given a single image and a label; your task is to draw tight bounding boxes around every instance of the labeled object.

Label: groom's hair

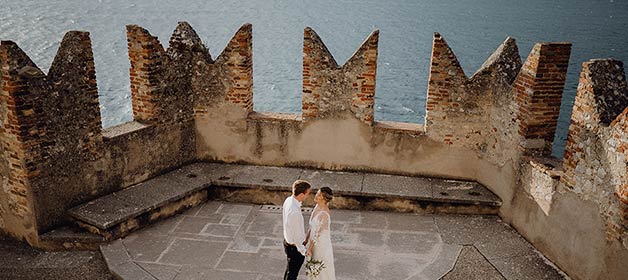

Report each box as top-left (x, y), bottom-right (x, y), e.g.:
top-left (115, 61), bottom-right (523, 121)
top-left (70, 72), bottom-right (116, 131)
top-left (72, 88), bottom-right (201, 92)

top-left (292, 180), bottom-right (311, 196)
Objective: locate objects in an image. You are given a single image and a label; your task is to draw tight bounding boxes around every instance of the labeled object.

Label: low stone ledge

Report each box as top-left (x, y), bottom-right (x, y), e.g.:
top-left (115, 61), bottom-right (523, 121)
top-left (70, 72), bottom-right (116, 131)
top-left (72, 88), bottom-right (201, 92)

top-left (374, 121), bottom-right (426, 135)
top-left (207, 164), bottom-right (500, 207)
top-left (102, 121), bottom-right (151, 140)
top-left (69, 162), bottom-right (502, 240)
top-left (68, 164), bottom-right (212, 240)
top-left (205, 163), bottom-right (501, 210)
top-left (38, 226), bottom-right (106, 251)
top-left (524, 156), bottom-right (563, 179)
top-left (247, 111), bottom-right (301, 122)
top-left (74, 190), bottom-right (208, 240)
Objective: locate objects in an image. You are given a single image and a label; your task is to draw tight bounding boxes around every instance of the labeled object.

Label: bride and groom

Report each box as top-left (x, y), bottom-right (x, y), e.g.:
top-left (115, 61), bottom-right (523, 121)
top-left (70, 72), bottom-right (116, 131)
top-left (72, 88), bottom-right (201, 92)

top-left (283, 180), bottom-right (336, 280)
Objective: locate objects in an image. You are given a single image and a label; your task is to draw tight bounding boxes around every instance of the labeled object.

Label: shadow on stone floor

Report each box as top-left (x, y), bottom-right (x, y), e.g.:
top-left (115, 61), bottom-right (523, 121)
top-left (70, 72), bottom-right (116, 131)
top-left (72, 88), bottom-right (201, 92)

top-left (0, 234), bottom-right (113, 280)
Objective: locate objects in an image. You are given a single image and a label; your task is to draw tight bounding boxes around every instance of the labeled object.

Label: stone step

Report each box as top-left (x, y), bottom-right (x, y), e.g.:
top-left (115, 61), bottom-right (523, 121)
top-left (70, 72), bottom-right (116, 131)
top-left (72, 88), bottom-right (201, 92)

top-left (39, 225), bottom-right (106, 251)
top-left (68, 162), bottom-right (501, 240)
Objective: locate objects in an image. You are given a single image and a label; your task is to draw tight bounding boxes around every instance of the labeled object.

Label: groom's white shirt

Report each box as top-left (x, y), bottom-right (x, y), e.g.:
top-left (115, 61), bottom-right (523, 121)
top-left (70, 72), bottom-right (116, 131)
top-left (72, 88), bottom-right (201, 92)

top-left (283, 195), bottom-right (306, 256)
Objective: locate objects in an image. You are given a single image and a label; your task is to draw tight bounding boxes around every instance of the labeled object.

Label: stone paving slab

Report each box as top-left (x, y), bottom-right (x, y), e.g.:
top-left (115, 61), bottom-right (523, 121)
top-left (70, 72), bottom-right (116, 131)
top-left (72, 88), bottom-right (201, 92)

top-left (432, 180), bottom-right (501, 205)
top-left (228, 165), bottom-right (303, 190)
top-left (434, 214), bottom-right (514, 245)
top-left (136, 262), bottom-right (180, 280)
top-left (441, 246), bottom-right (505, 280)
top-left (109, 261), bottom-right (155, 280)
top-left (100, 201), bottom-right (566, 280)
top-left (122, 233), bottom-right (173, 262)
top-left (200, 163), bottom-right (246, 185)
top-left (491, 254), bottom-right (568, 280)
top-left (410, 243), bottom-right (464, 280)
top-left (300, 169), bottom-right (364, 194)
top-left (69, 194), bottom-right (141, 230)
top-left (362, 173), bottom-right (433, 199)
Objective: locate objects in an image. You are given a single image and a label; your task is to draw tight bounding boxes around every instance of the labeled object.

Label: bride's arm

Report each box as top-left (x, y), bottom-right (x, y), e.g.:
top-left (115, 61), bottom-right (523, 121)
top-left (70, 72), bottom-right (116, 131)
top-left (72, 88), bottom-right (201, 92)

top-left (306, 212), bottom-right (329, 256)
top-left (304, 229), bottom-right (311, 246)
top-left (306, 236), bottom-right (314, 256)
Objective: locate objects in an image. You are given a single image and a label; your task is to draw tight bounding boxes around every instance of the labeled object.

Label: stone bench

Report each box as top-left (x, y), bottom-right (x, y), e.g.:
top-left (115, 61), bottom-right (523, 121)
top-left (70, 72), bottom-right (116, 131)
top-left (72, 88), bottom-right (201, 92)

top-left (68, 162), bottom-right (501, 240)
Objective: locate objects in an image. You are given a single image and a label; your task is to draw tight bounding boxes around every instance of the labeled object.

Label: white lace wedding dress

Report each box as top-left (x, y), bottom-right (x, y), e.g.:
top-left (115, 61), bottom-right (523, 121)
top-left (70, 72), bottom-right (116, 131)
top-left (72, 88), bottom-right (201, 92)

top-left (308, 206), bottom-right (336, 280)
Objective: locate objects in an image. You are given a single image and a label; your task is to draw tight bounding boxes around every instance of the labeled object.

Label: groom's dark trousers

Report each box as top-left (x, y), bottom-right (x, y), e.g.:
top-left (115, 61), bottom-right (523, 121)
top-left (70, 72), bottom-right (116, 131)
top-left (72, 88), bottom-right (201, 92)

top-left (283, 240), bottom-right (305, 280)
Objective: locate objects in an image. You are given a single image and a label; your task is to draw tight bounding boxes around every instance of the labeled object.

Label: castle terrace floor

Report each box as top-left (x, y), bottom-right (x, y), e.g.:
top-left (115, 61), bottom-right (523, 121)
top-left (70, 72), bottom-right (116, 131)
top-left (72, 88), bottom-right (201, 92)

top-left (100, 200), bottom-right (568, 280)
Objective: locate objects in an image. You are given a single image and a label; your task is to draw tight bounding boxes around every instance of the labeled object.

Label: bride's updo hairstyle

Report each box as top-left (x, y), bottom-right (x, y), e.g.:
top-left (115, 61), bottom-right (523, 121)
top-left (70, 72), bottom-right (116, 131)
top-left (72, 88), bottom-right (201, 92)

top-left (320, 187), bottom-right (333, 203)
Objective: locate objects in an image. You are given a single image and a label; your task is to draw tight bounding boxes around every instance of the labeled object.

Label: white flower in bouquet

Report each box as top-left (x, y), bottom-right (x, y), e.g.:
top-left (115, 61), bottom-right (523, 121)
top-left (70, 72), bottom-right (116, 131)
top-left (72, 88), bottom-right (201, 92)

top-left (305, 257), bottom-right (326, 278)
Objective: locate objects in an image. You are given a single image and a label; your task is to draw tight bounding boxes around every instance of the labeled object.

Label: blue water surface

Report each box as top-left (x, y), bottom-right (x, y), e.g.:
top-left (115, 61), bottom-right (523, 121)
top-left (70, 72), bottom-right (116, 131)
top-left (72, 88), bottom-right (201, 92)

top-left (1, 0), bottom-right (627, 156)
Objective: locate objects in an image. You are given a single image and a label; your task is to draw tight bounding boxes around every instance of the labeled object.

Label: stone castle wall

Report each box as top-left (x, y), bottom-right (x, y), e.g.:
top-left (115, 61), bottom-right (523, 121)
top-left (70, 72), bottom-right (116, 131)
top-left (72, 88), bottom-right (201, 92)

top-left (0, 22), bottom-right (627, 279)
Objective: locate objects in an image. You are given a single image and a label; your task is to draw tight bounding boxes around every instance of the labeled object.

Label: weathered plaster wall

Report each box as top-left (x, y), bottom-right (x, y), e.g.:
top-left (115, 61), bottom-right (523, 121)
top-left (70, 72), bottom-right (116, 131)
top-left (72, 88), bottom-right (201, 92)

top-left (198, 110), bottom-right (481, 179)
top-left (513, 159), bottom-right (628, 280)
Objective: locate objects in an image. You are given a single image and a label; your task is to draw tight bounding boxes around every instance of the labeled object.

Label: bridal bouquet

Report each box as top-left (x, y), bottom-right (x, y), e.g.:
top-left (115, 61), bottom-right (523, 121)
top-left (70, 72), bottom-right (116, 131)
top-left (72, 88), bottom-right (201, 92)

top-left (305, 257), bottom-right (326, 278)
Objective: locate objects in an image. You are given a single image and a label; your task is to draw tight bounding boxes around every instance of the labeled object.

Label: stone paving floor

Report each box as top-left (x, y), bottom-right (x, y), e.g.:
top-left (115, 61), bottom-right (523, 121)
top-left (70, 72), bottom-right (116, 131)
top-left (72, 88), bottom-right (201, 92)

top-left (101, 200), bottom-right (568, 280)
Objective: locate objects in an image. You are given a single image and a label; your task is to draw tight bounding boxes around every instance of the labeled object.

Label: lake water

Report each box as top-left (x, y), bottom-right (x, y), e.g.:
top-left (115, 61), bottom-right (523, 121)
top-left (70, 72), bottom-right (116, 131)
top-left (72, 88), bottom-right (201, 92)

top-left (2, 0), bottom-right (627, 157)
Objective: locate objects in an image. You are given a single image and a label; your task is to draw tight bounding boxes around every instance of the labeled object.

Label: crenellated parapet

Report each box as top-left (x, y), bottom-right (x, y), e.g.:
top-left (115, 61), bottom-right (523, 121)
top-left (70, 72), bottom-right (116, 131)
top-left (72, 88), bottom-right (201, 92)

top-left (0, 32), bottom-right (104, 242)
top-left (192, 23), bottom-right (254, 114)
top-left (302, 27), bottom-right (379, 125)
top-left (425, 33), bottom-right (523, 155)
top-left (126, 21), bottom-right (254, 123)
top-left (424, 33), bottom-right (572, 164)
top-left (514, 43), bottom-right (571, 156)
top-left (562, 59), bottom-right (628, 240)
top-left (1, 22), bottom-right (628, 279)
top-left (0, 41), bottom-right (48, 232)
top-left (47, 31), bottom-right (103, 159)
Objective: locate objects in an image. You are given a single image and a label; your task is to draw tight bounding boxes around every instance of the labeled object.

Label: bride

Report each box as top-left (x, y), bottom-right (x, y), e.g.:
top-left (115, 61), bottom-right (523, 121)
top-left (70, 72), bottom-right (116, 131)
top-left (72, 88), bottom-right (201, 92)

top-left (306, 187), bottom-right (336, 280)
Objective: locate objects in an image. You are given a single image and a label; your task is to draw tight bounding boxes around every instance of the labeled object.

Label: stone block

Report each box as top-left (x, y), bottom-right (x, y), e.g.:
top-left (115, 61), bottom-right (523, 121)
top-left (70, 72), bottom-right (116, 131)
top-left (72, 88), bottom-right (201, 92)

top-left (109, 261), bottom-right (156, 280)
top-left (99, 240), bottom-right (130, 266)
top-left (229, 165), bottom-right (303, 190)
top-left (441, 246), bottom-right (505, 280)
top-left (201, 224), bottom-right (239, 238)
top-left (215, 248), bottom-right (284, 274)
top-left (174, 216), bottom-right (221, 234)
top-left (433, 214), bottom-right (512, 245)
top-left (70, 194), bottom-right (141, 230)
top-left (122, 233), bottom-right (173, 262)
top-left (362, 173), bottom-right (432, 199)
top-left (432, 180), bottom-right (501, 206)
top-left (411, 243), bottom-right (463, 280)
top-left (158, 239), bottom-right (228, 267)
top-left (300, 169), bottom-right (363, 194)
top-left (136, 262), bottom-right (180, 280)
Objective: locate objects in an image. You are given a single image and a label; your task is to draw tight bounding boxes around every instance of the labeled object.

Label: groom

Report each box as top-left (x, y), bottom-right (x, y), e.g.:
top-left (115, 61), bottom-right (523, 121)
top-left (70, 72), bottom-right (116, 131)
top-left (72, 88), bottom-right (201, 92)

top-left (282, 180), bottom-right (311, 280)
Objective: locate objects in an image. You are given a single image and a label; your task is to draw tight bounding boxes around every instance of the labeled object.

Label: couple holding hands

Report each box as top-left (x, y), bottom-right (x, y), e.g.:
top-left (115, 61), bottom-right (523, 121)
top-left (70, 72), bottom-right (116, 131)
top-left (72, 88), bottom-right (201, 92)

top-left (282, 180), bottom-right (336, 280)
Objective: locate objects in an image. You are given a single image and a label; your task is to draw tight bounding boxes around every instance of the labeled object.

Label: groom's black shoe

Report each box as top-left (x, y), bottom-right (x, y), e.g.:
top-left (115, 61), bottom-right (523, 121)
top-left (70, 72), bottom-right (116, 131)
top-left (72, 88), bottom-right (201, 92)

top-left (283, 240), bottom-right (305, 280)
